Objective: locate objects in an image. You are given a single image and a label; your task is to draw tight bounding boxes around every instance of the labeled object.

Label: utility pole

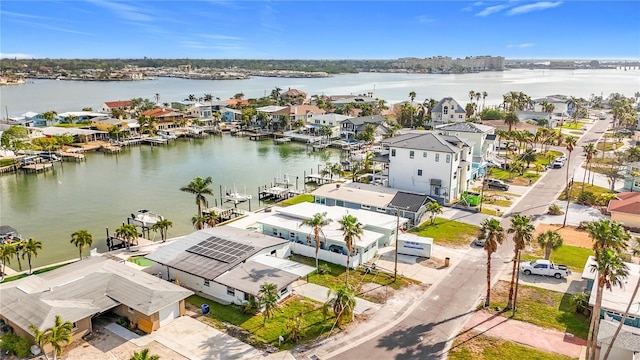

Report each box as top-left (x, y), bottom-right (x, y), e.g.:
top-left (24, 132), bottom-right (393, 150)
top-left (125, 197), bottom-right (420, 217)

top-left (394, 207), bottom-right (400, 281)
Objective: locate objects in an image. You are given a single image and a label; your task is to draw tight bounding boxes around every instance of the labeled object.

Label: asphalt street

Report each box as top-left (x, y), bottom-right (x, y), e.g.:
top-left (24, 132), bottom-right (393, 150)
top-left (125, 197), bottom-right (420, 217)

top-left (331, 115), bottom-right (611, 360)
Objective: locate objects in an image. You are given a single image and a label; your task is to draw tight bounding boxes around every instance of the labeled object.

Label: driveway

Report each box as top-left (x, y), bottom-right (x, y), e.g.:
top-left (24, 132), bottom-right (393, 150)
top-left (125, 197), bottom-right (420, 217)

top-left (499, 267), bottom-right (587, 295)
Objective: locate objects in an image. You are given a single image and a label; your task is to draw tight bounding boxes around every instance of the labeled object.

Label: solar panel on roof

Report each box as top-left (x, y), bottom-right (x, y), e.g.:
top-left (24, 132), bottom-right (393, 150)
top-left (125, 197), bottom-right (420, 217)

top-left (186, 237), bottom-right (255, 263)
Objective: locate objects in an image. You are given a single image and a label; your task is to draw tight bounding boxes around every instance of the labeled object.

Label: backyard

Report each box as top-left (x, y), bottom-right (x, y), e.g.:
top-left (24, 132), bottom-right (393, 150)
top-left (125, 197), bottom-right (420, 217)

top-left (410, 217), bottom-right (480, 248)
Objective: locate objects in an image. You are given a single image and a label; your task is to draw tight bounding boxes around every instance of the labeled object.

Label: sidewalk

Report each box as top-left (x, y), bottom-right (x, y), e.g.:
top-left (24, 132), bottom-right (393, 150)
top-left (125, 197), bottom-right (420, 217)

top-left (462, 311), bottom-right (585, 358)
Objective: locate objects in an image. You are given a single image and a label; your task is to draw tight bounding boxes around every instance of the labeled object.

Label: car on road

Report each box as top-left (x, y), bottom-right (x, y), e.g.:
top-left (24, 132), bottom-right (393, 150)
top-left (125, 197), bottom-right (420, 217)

top-left (556, 155), bottom-right (567, 162)
top-left (618, 128), bottom-right (634, 135)
top-left (483, 178), bottom-right (509, 191)
top-left (520, 259), bottom-right (571, 279)
top-left (599, 112), bottom-right (607, 120)
top-left (474, 238), bottom-right (486, 247)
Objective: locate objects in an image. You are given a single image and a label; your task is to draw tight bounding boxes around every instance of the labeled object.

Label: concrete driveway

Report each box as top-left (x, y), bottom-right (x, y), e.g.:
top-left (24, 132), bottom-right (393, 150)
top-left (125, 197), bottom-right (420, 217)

top-left (499, 266), bottom-right (587, 295)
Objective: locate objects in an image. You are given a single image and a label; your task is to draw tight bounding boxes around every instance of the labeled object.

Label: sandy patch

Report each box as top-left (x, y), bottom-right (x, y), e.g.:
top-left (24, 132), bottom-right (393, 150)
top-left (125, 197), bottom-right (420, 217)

top-left (534, 223), bottom-right (593, 248)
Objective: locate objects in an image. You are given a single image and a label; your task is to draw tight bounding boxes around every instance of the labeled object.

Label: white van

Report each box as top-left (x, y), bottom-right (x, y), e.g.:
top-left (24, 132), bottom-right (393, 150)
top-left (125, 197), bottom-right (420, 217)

top-left (599, 112), bottom-right (607, 120)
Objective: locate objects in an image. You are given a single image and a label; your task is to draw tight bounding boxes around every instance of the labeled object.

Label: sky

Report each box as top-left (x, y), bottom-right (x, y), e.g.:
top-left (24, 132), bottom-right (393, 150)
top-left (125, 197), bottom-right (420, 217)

top-left (1, 1), bottom-right (639, 60)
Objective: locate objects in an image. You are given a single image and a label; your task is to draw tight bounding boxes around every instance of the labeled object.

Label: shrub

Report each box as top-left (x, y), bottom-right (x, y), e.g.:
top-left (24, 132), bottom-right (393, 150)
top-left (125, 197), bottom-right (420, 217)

top-left (577, 191), bottom-right (597, 205)
top-left (571, 292), bottom-right (590, 315)
top-left (548, 204), bottom-right (563, 215)
top-left (0, 333), bottom-right (31, 357)
top-left (479, 108), bottom-right (505, 120)
top-left (318, 264), bottom-right (331, 275)
top-left (241, 296), bottom-right (260, 315)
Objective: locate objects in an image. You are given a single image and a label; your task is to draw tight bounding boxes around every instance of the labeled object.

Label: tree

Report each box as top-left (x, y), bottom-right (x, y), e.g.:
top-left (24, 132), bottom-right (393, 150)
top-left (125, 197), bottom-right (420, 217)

top-left (504, 111), bottom-right (519, 132)
top-left (584, 219), bottom-right (631, 360)
top-left (426, 201), bottom-right (442, 225)
top-left (563, 135), bottom-right (578, 227)
top-left (479, 218), bottom-right (505, 307)
top-left (582, 143), bottom-right (598, 190)
top-left (258, 282), bottom-right (280, 325)
top-left (150, 219), bottom-right (173, 242)
top-left (38, 315), bottom-right (74, 360)
top-left (323, 286), bottom-right (356, 327)
top-left (191, 214), bottom-right (206, 230)
top-left (130, 348), bottom-right (160, 360)
top-left (603, 237), bottom-right (640, 360)
top-left (115, 224), bottom-right (137, 251)
top-left (506, 215), bottom-right (534, 310)
top-left (409, 91), bottom-right (417, 128)
top-left (203, 211), bottom-right (219, 228)
top-left (338, 214), bottom-right (363, 286)
top-left (180, 176), bottom-right (214, 217)
top-left (42, 110), bottom-right (58, 126)
top-left (70, 230), bottom-right (93, 260)
top-left (21, 238), bottom-right (43, 274)
top-left (536, 230), bottom-right (564, 259)
top-left (519, 148), bottom-right (537, 169)
top-left (0, 243), bottom-right (15, 281)
top-left (300, 212), bottom-right (331, 271)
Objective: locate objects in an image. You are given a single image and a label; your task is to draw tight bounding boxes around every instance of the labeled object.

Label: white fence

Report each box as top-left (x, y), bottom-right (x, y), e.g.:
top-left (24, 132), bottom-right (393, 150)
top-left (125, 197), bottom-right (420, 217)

top-left (290, 243), bottom-right (360, 269)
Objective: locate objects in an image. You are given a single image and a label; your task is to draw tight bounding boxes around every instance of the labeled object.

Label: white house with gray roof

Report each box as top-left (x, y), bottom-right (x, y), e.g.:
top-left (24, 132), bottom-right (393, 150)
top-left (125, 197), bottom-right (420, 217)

top-left (431, 97), bottom-right (466, 126)
top-left (339, 115), bottom-right (389, 141)
top-left (379, 132), bottom-right (473, 204)
top-left (435, 122), bottom-right (496, 178)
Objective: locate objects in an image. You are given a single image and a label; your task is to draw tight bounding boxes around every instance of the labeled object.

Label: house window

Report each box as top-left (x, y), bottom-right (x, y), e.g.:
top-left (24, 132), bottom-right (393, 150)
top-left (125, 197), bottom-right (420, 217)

top-left (227, 287), bottom-right (235, 296)
top-left (391, 149), bottom-right (396, 157)
top-left (459, 115), bottom-right (463, 119)
top-left (455, 153), bottom-right (458, 161)
top-left (280, 288), bottom-right (288, 296)
top-left (72, 322), bottom-right (78, 330)
top-left (204, 279), bottom-right (210, 287)
top-left (435, 154), bottom-right (440, 162)
top-left (376, 207), bottom-right (386, 213)
top-left (128, 307), bottom-right (135, 314)
top-left (417, 169), bottom-right (423, 176)
top-left (244, 293), bottom-right (251, 301)
top-left (423, 152), bottom-right (427, 158)
top-left (446, 154), bottom-right (451, 163)
top-left (361, 204), bottom-right (371, 210)
top-left (443, 106), bottom-right (449, 115)
top-left (336, 200), bottom-right (344, 207)
top-left (409, 151), bottom-right (414, 159)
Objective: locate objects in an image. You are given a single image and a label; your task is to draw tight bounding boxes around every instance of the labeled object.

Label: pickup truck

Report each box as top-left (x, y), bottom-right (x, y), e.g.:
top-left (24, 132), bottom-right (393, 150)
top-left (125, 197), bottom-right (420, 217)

top-left (520, 259), bottom-right (571, 279)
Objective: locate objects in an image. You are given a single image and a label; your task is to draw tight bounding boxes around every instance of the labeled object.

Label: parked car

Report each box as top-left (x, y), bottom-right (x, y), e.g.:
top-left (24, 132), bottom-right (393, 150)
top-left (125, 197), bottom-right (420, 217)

top-left (328, 244), bottom-right (345, 255)
top-left (520, 259), bottom-right (571, 279)
top-left (484, 178), bottom-right (509, 191)
top-left (474, 238), bottom-right (486, 247)
top-left (552, 160), bottom-right (565, 169)
top-left (556, 155), bottom-right (567, 162)
top-left (599, 112), bottom-right (607, 120)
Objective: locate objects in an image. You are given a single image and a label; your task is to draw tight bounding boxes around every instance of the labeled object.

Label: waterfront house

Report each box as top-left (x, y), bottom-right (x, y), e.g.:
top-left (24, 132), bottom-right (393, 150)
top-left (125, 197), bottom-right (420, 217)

top-left (56, 111), bottom-right (105, 125)
top-left (220, 107), bottom-right (242, 123)
top-left (331, 95), bottom-right (376, 109)
top-left (305, 113), bottom-right (350, 137)
top-left (607, 192), bottom-right (640, 229)
top-left (257, 202), bottom-right (408, 268)
top-left (40, 126), bottom-right (108, 143)
top-left (272, 105), bottom-right (326, 126)
top-left (8, 112), bottom-right (48, 127)
top-left (0, 257), bottom-right (193, 352)
top-left (99, 100), bottom-right (132, 114)
top-left (281, 88), bottom-right (308, 104)
top-left (91, 117), bottom-right (140, 136)
top-left (141, 108), bottom-right (186, 130)
top-left (581, 256), bottom-right (640, 359)
top-left (516, 111), bottom-right (555, 127)
top-left (224, 98), bottom-right (249, 108)
top-left (377, 132), bottom-right (473, 204)
top-left (146, 227), bottom-right (313, 306)
top-left (532, 96), bottom-right (571, 119)
top-left (311, 182), bottom-right (434, 227)
top-left (435, 122), bottom-right (496, 178)
top-left (430, 97), bottom-right (466, 126)
top-left (339, 115), bottom-right (388, 141)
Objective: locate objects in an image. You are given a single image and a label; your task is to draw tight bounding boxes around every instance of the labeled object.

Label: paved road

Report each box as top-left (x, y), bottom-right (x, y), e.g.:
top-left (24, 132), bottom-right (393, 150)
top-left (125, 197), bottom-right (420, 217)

top-left (331, 117), bottom-right (611, 360)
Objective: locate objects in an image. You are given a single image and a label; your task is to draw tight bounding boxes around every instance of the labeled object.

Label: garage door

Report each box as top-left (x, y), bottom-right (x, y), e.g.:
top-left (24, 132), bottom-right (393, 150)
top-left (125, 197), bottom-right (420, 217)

top-left (159, 302), bottom-right (180, 327)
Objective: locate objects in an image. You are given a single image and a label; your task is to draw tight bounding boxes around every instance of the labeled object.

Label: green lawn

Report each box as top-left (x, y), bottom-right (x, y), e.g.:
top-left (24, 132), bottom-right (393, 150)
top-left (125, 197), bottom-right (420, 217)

top-left (279, 194), bottom-right (314, 207)
top-left (187, 295), bottom-right (336, 350)
top-left (535, 150), bottom-right (563, 166)
top-left (560, 122), bottom-right (585, 130)
top-left (410, 217), bottom-right (480, 247)
top-left (449, 331), bottom-right (575, 360)
top-left (0, 158), bottom-right (16, 167)
top-left (522, 245), bottom-right (594, 272)
top-left (558, 182), bottom-right (611, 202)
top-left (486, 167), bottom-right (542, 184)
top-left (596, 141), bottom-right (623, 151)
top-left (487, 281), bottom-right (589, 339)
top-left (290, 254), bottom-right (418, 299)
top-left (1, 263), bottom-right (71, 283)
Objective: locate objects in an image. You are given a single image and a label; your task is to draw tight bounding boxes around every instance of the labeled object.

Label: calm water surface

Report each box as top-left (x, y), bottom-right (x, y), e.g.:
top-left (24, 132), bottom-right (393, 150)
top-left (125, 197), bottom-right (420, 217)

top-left (1, 69), bottom-right (638, 267)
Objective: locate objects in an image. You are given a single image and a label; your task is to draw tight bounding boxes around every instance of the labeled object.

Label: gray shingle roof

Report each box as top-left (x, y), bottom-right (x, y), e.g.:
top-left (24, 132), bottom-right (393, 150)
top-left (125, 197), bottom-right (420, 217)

top-left (435, 122), bottom-right (494, 133)
top-left (342, 115), bottom-right (386, 126)
top-left (0, 257), bottom-right (193, 332)
top-left (598, 319), bottom-right (640, 351)
top-left (382, 132), bottom-right (467, 153)
top-left (389, 192), bottom-right (435, 213)
top-left (432, 97), bottom-right (465, 113)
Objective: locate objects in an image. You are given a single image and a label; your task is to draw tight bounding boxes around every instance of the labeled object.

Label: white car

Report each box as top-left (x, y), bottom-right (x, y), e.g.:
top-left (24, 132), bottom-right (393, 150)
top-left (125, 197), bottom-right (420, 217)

top-left (520, 259), bottom-right (571, 279)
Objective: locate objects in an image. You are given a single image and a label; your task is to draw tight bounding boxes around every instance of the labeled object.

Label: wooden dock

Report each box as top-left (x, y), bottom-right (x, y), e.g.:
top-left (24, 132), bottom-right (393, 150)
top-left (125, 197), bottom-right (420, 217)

top-left (274, 137), bottom-right (291, 144)
top-left (22, 163), bottom-right (53, 173)
top-left (106, 236), bottom-right (153, 251)
top-left (249, 132), bottom-right (272, 141)
top-left (258, 186), bottom-right (293, 201)
top-left (142, 137), bottom-right (169, 146)
top-left (60, 152), bottom-right (86, 161)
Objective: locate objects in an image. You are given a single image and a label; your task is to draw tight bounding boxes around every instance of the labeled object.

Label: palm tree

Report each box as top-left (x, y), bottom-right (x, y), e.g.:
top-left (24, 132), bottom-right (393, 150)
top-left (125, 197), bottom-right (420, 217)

top-left (562, 135), bottom-right (578, 227)
top-left (323, 286), bottom-right (356, 327)
top-left (603, 237), bottom-right (640, 360)
top-left (479, 218), bottom-right (505, 307)
top-left (582, 143), bottom-right (597, 190)
top-left (0, 243), bottom-right (15, 281)
top-left (426, 201), bottom-right (443, 225)
top-left (258, 282), bottom-right (280, 325)
top-left (506, 215), bottom-right (534, 310)
top-left (536, 230), bottom-right (564, 259)
top-left (150, 219), bottom-right (173, 242)
top-left (28, 323), bottom-right (46, 355)
top-left (130, 348), bottom-right (160, 360)
top-left (191, 214), bottom-right (206, 230)
top-left (115, 224), bottom-right (137, 251)
top-left (300, 212), bottom-right (331, 271)
top-left (42, 315), bottom-right (74, 360)
top-left (203, 211), bottom-right (219, 228)
top-left (70, 230), bottom-right (93, 260)
top-left (21, 238), bottom-right (43, 274)
top-left (504, 111), bottom-right (520, 132)
top-left (180, 176), bottom-right (214, 216)
top-left (338, 214), bottom-right (363, 286)
top-left (409, 91), bottom-right (417, 128)
top-left (482, 91), bottom-right (488, 112)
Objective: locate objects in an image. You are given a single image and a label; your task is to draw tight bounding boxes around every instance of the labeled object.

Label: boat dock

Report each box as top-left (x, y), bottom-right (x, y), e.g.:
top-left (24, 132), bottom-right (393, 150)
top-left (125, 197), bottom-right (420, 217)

top-left (22, 162), bottom-right (53, 173)
top-left (259, 186), bottom-right (291, 201)
top-left (274, 137), bottom-right (291, 145)
top-left (106, 235), bottom-right (153, 251)
top-left (60, 152), bottom-right (86, 161)
top-left (142, 137), bottom-right (169, 146)
top-left (204, 207), bottom-right (246, 223)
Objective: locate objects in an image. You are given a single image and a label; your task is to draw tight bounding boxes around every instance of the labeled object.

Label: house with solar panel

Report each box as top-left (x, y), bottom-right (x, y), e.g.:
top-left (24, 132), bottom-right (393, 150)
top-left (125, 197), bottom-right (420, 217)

top-left (257, 202), bottom-right (409, 269)
top-left (145, 227), bottom-right (314, 306)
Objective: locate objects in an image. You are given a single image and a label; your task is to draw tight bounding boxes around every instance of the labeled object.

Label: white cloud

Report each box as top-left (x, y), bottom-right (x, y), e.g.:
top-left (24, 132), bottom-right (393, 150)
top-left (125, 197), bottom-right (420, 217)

top-left (476, 4), bottom-right (508, 16)
top-left (416, 15), bottom-right (435, 23)
top-left (199, 34), bottom-right (244, 41)
top-left (507, 43), bottom-right (535, 48)
top-left (0, 53), bottom-right (35, 59)
top-left (508, 1), bottom-right (563, 15)
top-left (88, 0), bottom-right (153, 22)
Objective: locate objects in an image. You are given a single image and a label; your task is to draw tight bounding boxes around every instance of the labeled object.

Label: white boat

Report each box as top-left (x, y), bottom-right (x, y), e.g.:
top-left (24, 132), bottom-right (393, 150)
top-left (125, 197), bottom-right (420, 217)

top-left (129, 209), bottom-right (164, 227)
top-left (225, 186), bottom-right (252, 204)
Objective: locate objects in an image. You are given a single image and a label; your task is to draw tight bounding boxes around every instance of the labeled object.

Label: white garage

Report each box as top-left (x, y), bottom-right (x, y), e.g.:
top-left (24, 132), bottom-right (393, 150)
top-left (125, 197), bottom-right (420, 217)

top-left (159, 302), bottom-right (180, 327)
